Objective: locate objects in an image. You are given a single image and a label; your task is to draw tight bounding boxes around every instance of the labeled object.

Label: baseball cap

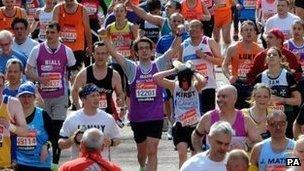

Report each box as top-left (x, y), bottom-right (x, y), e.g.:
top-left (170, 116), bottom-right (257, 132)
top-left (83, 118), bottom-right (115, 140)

top-left (17, 82), bottom-right (36, 97)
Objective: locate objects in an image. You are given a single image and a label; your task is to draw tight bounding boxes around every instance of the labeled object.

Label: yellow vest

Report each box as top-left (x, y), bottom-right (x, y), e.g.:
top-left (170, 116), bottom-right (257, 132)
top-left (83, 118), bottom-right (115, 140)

top-left (0, 96), bottom-right (11, 168)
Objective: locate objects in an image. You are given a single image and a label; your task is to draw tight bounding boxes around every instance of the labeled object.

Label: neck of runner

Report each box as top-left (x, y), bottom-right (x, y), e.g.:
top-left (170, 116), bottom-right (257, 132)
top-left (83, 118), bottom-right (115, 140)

top-left (251, 105), bottom-right (267, 123)
top-left (293, 37), bottom-right (304, 46)
top-left (268, 66), bottom-right (281, 78)
top-left (47, 40), bottom-right (59, 50)
top-left (8, 80), bottom-right (21, 90)
top-left (191, 37), bottom-right (202, 46)
top-left (24, 106), bottom-right (35, 118)
top-left (15, 37), bottom-right (27, 45)
top-left (83, 107), bottom-right (97, 116)
top-left (208, 149), bottom-right (225, 162)
top-left (278, 12), bottom-right (288, 19)
top-left (139, 58), bottom-right (151, 66)
top-left (271, 137), bottom-right (288, 149)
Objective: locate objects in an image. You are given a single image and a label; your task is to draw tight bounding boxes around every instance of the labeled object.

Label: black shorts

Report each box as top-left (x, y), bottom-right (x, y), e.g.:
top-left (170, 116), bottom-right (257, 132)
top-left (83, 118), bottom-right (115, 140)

top-left (200, 88), bottom-right (216, 114)
top-left (130, 120), bottom-right (163, 143)
top-left (172, 122), bottom-right (195, 151)
top-left (295, 0), bottom-right (304, 8)
top-left (72, 50), bottom-right (91, 70)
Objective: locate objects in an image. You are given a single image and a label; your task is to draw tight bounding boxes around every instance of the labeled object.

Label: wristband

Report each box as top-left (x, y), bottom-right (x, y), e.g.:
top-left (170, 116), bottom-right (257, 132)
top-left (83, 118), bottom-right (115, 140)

top-left (9, 124), bottom-right (17, 133)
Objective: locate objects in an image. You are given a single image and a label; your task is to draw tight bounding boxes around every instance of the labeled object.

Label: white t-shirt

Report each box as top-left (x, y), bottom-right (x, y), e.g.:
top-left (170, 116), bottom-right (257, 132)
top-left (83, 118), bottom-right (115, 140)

top-left (265, 13), bottom-right (300, 40)
top-left (12, 37), bottom-right (39, 58)
top-left (180, 151), bottom-right (227, 171)
top-left (59, 109), bottom-right (121, 160)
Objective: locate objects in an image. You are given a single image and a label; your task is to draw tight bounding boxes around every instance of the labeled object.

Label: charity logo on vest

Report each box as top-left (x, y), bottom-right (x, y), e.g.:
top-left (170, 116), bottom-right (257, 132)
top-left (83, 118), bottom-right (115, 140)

top-left (286, 158), bottom-right (301, 166)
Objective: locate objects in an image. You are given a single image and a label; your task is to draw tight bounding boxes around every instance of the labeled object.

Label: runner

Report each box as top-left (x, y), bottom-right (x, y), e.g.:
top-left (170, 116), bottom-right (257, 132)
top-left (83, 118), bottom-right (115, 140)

top-left (255, 47), bottom-right (301, 138)
top-left (222, 20), bottom-right (263, 109)
top-left (153, 61), bottom-right (206, 167)
top-left (25, 22), bottom-right (76, 169)
top-left (250, 110), bottom-right (295, 170)
top-left (180, 20), bottom-right (222, 114)
top-left (0, 73), bottom-right (28, 169)
top-left (3, 59), bottom-right (23, 97)
top-left (0, 0), bottom-right (26, 31)
top-left (242, 83), bottom-right (272, 140)
top-left (58, 84), bottom-right (121, 161)
top-left (180, 0), bottom-right (211, 22)
top-left (99, 28), bottom-right (182, 171)
top-left (192, 85), bottom-right (262, 153)
top-left (16, 82), bottom-right (54, 171)
top-left (72, 41), bottom-right (124, 121)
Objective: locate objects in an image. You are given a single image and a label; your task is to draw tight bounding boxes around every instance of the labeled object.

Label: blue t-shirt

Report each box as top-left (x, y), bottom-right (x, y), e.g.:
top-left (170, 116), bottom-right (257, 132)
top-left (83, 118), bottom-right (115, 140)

top-left (156, 32), bottom-right (189, 55)
top-left (0, 50), bottom-right (27, 73)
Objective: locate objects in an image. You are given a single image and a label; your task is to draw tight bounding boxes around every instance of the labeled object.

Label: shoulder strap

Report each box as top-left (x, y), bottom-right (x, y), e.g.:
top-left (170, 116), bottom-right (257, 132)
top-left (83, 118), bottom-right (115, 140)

top-left (3, 95), bottom-right (9, 104)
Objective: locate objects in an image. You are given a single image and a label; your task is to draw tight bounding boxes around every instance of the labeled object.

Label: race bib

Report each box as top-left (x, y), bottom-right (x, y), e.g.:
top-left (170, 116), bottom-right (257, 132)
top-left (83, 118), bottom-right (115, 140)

top-left (237, 63), bottom-right (251, 80)
top-left (195, 63), bottom-right (208, 77)
top-left (17, 131), bottom-right (37, 150)
top-left (136, 82), bottom-right (157, 101)
top-left (265, 165), bottom-right (287, 171)
top-left (41, 72), bottom-right (62, 91)
top-left (270, 103), bottom-right (285, 112)
top-left (84, 3), bottom-right (97, 16)
top-left (61, 25), bottom-right (77, 42)
top-left (215, 0), bottom-right (227, 8)
top-left (243, 0), bottom-right (256, 9)
top-left (99, 93), bottom-right (107, 109)
top-left (178, 108), bottom-right (199, 127)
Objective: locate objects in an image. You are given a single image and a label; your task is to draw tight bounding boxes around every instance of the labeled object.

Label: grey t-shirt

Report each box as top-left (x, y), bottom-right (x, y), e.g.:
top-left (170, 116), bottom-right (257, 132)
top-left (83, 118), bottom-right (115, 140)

top-left (122, 54), bottom-right (170, 83)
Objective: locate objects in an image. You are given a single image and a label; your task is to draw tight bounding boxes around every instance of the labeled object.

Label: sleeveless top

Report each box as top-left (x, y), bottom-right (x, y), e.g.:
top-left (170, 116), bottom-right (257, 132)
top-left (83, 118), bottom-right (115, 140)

top-left (260, 69), bottom-right (294, 112)
top-left (182, 36), bottom-right (216, 89)
top-left (86, 65), bottom-right (116, 115)
top-left (16, 107), bottom-right (51, 168)
top-left (37, 7), bottom-right (53, 42)
top-left (0, 96), bottom-right (12, 168)
top-left (0, 7), bottom-right (23, 31)
top-left (25, 0), bottom-right (41, 25)
top-left (239, 0), bottom-right (256, 20)
top-left (287, 39), bottom-right (304, 76)
top-left (129, 63), bottom-right (163, 122)
top-left (58, 3), bottom-right (85, 51)
top-left (260, 0), bottom-right (277, 24)
top-left (80, 0), bottom-right (99, 20)
top-left (36, 42), bottom-right (68, 98)
top-left (242, 108), bottom-right (271, 139)
top-left (109, 21), bottom-right (133, 57)
top-left (231, 42), bottom-right (261, 81)
top-left (258, 138), bottom-right (295, 171)
top-left (173, 82), bottom-right (200, 127)
top-left (181, 0), bottom-right (205, 21)
top-left (214, 0), bottom-right (232, 11)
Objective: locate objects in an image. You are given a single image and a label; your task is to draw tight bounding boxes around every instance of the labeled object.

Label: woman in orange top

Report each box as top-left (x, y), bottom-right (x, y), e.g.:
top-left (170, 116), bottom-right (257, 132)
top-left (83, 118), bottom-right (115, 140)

top-left (180, 0), bottom-right (211, 22)
top-left (0, 0), bottom-right (26, 32)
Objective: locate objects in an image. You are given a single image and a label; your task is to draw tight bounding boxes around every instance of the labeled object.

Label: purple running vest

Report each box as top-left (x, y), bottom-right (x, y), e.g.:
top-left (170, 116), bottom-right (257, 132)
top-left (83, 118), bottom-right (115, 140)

top-left (210, 109), bottom-right (246, 136)
top-left (129, 63), bottom-right (164, 122)
top-left (288, 40), bottom-right (304, 76)
top-left (37, 43), bottom-right (67, 98)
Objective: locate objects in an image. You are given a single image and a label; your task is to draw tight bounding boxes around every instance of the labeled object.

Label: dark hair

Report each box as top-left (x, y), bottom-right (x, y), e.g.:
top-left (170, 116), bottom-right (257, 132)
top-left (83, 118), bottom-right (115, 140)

top-left (78, 83), bottom-right (99, 99)
top-left (11, 18), bottom-right (28, 30)
top-left (147, 0), bottom-right (161, 12)
top-left (177, 68), bottom-right (194, 88)
top-left (132, 37), bottom-right (154, 52)
top-left (167, 0), bottom-right (181, 11)
top-left (46, 21), bottom-right (61, 32)
top-left (240, 20), bottom-right (257, 34)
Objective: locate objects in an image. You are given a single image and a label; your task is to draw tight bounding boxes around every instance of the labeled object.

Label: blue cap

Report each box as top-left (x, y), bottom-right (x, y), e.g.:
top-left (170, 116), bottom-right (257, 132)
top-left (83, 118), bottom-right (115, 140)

top-left (17, 82), bottom-right (36, 97)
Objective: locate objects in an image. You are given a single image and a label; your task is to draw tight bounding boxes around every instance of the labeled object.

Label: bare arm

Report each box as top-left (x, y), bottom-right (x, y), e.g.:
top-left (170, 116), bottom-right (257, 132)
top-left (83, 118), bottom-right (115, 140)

top-left (52, 5), bottom-right (60, 22)
top-left (193, 72), bottom-right (207, 91)
top-left (8, 98), bottom-right (28, 137)
top-left (112, 70), bottom-right (125, 108)
top-left (20, 8), bottom-right (27, 18)
top-left (208, 39), bottom-right (223, 66)
top-left (250, 143), bottom-right (262, 170)
top-left (153, 68), bottom-right (176, 91)
top-left (71, 69), bottom-right (87, 109)
top-left (25, 64), bottom-right (48, 84)
top-left (28, 10), bottom-right (40, 34)
top-left (58, 137), bottom-right (74, 149)
top-left (245, 116), bottom-right (263, 147)
top-left (99, 29), bottom-right (127, 69)
top-left (126, 0), bottom-right (164, 28)
top-left (201, 3), bottom-right (211, 21)
top-left (222, 45), bottom-right (238, 84)
top-left (130, 24), bottom-right (139, 40)
top-left (83, 7), bottom-right (93, 53)
top-left (191, 113), bottom-right (210, 152)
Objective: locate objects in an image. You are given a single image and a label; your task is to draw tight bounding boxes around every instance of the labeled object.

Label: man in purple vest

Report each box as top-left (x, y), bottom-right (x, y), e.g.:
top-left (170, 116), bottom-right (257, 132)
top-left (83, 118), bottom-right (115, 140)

top-left (25, 21), bottom-right (76, 169)
top-left (99, 28), bottom-right (182, 171)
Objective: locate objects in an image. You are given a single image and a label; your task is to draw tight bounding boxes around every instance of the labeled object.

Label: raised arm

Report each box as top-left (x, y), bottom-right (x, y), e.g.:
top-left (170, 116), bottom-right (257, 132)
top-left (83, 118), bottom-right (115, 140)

top-left (153, 68), bottom-right (176, 91)
top-left (99, 29), bottom-right (127, 68)
top-left (125, 0), bottom-right (164, 28)
top-left (193, 72), bottom-right (207, 91)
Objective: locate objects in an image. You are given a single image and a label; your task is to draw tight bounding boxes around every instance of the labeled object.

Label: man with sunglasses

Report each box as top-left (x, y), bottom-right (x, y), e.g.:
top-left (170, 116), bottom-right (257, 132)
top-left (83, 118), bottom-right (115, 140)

top-left (250, 110), bottom-right (296, 171)
top-left (25, 21), bottom-right (76, 169)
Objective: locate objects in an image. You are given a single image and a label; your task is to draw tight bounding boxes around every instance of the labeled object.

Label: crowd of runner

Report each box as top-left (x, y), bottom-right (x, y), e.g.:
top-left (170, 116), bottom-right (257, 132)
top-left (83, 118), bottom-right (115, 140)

top-left (0, 0), bottom-right (304, 170)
